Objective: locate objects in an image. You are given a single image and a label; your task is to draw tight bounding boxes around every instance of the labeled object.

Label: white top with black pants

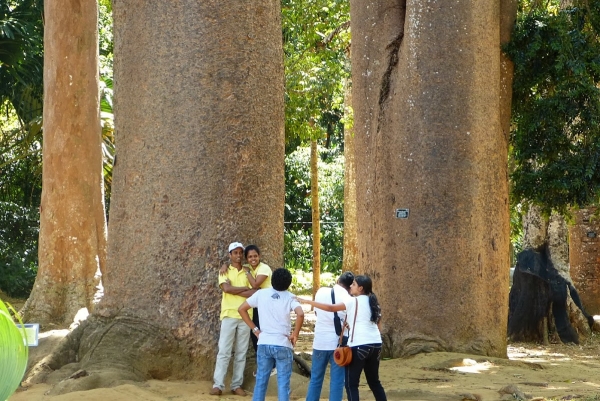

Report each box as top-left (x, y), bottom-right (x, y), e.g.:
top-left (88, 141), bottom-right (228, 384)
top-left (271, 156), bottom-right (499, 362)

top-left (343, 294), bottom-right (386, 401)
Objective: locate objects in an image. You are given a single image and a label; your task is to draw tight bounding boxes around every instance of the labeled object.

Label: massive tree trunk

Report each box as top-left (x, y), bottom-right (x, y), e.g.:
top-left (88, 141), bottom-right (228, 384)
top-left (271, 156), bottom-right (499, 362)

top-left (26, 0), bottom-right (285, 393)
top-left (350, 0), bottom-right (516, 358)
top-left (22, 0), bottom-right (107, 327)
top-left (343, 81), bottom-right (358, 273)
top-left (568, 208), bottom-right (600, 315)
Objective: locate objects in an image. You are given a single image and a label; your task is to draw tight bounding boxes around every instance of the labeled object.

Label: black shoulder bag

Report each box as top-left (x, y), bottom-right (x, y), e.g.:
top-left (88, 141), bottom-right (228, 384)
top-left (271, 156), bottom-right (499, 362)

top-left (331, 288), bottom-right (348, 346)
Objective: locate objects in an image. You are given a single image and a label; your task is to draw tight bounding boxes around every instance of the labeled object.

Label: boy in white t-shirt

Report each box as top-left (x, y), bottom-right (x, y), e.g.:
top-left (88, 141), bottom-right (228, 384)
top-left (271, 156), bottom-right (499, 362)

top-left (239, 268), bottom-right (304, 401)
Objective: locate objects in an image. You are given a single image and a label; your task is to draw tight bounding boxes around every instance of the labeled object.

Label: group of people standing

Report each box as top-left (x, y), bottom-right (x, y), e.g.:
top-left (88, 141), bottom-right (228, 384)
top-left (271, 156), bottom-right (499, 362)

top-left (210, 241), bottom-right (387, 401)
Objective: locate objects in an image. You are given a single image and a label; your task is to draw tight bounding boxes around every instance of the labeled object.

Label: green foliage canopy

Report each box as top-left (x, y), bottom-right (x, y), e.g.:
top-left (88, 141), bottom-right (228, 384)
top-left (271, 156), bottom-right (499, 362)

top-left (282, 0), bottom-right (349, 276)
top-left (282, 0), bottom-right (350, 148)
top-left (0, 147), bottom-right (40, 297)
top-left (0, 0), bottom-right (43, 127)
top-left (505, 1), bottom-right (600, 214)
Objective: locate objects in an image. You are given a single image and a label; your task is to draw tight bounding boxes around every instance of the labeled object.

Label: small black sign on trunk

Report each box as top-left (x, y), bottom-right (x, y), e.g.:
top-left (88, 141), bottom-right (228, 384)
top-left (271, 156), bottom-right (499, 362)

top-left (395, 209), bottom-right (409, 219)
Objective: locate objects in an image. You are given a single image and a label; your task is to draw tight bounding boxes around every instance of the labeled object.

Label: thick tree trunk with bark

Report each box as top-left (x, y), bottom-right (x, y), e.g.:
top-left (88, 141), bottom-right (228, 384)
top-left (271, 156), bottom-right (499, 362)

top-left (523, 205), bottom-right (570, 282)
top-left (568, 208), bottom-right (600, 315)
top-left (350, 0), bottom-right (516, 358)
top-left (26, 0), bottom-right (285, 393)
top-left (22, 0), bottom-right (107, 327)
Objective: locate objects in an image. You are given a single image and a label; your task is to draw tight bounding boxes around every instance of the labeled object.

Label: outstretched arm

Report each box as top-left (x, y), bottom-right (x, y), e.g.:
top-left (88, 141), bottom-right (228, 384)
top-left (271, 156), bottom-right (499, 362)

top-left (297, 297), bottom-right (346, 312)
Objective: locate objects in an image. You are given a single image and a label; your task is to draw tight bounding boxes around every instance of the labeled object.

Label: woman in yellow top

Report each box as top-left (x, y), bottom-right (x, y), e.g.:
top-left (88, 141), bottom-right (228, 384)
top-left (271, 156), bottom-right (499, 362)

top-left (220, 245), bottom-right (272, 353)
top-left (242, 244), bottom-right (272, 352)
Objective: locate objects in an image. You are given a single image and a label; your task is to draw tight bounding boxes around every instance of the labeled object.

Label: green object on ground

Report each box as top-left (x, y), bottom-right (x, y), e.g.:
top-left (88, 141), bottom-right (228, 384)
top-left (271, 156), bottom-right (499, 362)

top-left (0, 298), bottom-right (28, 401)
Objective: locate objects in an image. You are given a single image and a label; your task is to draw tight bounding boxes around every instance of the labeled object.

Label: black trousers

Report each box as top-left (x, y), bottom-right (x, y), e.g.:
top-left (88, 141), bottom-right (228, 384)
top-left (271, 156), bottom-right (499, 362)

top-left (251, 307), bottom-right (260, 352)
top-left (344, 343), bottom-right (386, 401)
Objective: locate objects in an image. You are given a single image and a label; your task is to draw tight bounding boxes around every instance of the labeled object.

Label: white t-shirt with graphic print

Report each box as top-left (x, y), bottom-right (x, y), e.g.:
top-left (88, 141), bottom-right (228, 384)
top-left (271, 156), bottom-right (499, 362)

top-left (246, 288), bottom-right (301, 349)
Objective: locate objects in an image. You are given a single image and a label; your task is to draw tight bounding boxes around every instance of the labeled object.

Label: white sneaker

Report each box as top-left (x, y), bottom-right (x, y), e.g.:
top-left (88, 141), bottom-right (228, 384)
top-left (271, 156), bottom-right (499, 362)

top-left (270, 368), bottom-right (277, 377)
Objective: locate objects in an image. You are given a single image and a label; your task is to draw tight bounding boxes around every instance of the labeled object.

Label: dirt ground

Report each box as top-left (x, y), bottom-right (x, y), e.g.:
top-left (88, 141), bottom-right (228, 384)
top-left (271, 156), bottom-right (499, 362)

top-left (7, 305), bottom-right (600, 401)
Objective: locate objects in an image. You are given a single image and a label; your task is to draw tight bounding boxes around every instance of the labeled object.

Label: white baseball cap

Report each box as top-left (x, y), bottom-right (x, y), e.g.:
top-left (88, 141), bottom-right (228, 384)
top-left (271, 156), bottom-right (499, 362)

top-left (228, 242), bottom-right (244, 252)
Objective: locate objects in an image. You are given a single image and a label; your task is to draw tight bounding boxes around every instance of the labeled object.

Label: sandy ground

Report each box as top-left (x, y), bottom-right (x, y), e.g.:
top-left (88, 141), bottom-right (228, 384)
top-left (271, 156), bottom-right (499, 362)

top-left (8, 310), bottom-right (600, 401)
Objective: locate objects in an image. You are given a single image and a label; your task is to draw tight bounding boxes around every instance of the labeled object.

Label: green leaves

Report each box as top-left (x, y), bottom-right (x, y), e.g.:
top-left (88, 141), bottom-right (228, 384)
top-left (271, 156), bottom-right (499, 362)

top-left (0, 201), bottom-right (38, 297)
top-left (284, 145), bottom-right (344, 272)
top-left (282, 0), bottom-right (350, 145)
top-left (505, 1), bottom-right (600, 213)
top-left (0, 298), bottom-right (28, 401)
top-left (0, 0), bottom-right (43, 125)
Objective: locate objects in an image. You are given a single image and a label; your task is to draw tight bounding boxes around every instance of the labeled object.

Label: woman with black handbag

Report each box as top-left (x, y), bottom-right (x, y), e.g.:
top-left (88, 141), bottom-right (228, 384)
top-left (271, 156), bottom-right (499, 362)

top-left (298, 275), bottom-right (387, 401)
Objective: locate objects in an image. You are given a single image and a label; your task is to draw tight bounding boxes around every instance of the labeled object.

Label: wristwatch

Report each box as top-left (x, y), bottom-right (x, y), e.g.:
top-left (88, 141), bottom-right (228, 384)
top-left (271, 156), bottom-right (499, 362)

top-left (253, 327), bottom-right (260, 333)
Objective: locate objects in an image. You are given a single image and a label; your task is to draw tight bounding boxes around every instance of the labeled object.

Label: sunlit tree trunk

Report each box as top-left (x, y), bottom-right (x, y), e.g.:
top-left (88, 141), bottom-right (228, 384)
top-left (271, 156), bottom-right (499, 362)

top-left (24, 0), bottom-right (285, 391)
top-left (523, 205), bottom-right (570, 279)
top-left (343, 82), bottom-right (358, 273)
top-left (22, 0), bottom-right (107, 327)
top-left (350, 0), bottom-right (516, 358)
top-left (569, 208), bottom-right (600, 315)
top-left (311, 139), bottom-right (321, 298)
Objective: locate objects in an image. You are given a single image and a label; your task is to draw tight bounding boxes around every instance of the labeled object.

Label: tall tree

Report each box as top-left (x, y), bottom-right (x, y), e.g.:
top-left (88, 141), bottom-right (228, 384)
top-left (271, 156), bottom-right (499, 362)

top-left (25, 0), bottom-right (286, 391)
top-left (351, 0), bottom-right (516, 357)
top-left (21, 0), bottom-right (107, 326)
top-left (506, 1), bottom-right (600, 213)
top-left (505, 0), bottom-right (600, 318)
top-left (342, 81), bottom-right (358, 272)
top-left (310, 139), bottom-right (321, 297)
top-left (282, 0), bottom-right (349, 279)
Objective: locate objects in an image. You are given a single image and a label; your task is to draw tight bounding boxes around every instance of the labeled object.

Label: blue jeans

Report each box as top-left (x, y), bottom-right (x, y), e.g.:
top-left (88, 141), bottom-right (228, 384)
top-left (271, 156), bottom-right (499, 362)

top-left (305, 349), bottom-right (345, 401)
top-left (345, 344), bottom-right (386, 401)
top-left (252, 344), bottom-right (293, 401)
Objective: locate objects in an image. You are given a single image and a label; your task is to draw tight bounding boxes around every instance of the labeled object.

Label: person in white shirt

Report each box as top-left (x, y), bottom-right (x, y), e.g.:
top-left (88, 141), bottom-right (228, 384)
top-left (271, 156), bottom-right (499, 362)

top-left (238, 268), bottom-right (304, 401)
top-left (305, 271), bottom-right (354, 401)
top-left (298, 275), bottom-right (387, 401)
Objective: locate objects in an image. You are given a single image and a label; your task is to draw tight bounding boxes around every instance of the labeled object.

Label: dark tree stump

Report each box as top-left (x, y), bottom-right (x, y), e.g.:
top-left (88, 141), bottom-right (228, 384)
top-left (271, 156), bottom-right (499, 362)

top-left (508, 247), bottom-right (593, 344)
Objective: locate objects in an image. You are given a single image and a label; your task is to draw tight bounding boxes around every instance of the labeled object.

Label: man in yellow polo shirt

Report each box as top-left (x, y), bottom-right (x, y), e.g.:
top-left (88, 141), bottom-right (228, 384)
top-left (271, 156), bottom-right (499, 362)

top-left (210, 242), bottom-right (256, 396)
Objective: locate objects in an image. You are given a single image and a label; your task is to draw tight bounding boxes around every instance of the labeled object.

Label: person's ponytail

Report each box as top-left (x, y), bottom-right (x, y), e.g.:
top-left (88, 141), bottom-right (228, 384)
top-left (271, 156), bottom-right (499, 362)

top-left (355, 275), bottom-right (381, 324)
top-left (368, 293), bottom-right (381, 324)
